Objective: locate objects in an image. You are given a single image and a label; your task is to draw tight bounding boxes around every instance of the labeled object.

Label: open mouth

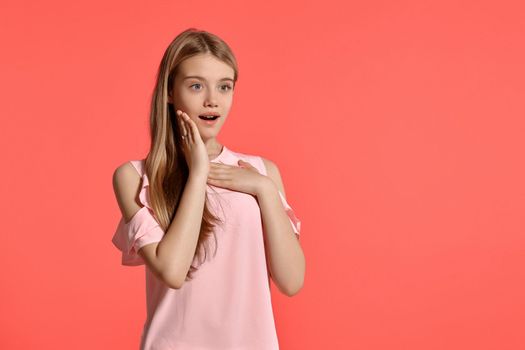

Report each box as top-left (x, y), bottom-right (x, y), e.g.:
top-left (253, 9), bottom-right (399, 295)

top-left (199, 115), bottom-right (220, 120)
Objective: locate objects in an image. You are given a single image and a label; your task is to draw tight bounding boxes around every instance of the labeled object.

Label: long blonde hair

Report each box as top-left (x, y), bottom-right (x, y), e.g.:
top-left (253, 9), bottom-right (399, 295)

top-left (144, 28), bottom-right (239, 281)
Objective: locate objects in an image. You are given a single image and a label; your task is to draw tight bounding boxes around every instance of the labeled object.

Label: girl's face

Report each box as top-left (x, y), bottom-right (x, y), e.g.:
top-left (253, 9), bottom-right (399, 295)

top-left (169, 53), bottom-right (235, 141)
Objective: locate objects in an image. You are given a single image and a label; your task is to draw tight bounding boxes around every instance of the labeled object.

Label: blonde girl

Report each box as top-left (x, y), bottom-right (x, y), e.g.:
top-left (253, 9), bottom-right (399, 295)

top-left (112, 28), bottom-right (304, 350)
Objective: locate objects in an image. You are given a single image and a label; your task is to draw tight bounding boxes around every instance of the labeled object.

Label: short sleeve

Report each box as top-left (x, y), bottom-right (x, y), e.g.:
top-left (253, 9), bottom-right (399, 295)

top-left (111, 206), bottom-right (165, 266)
top-left (111, 164), bottom-right (165, 266)
top-left (277, 190), bottom-right (301, 236)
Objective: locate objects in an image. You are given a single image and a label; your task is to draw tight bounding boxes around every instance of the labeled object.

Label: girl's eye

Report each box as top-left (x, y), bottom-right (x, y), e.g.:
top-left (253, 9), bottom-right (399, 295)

top-left (189, 83), bottom-right (233, 91)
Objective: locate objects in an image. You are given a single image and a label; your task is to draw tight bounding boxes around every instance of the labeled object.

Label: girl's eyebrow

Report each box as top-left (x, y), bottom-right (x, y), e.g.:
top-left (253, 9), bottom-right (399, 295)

top-left (183, 75), bottom-right (234, 83)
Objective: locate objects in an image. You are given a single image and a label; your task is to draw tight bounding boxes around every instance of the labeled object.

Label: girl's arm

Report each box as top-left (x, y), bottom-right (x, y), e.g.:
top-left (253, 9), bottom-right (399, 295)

top-left (257, 158), bottom-right (305, 296)
top-left (113, 164), bottom-right (208, 289)
top-left (150, 172), bottom-right (209, 288)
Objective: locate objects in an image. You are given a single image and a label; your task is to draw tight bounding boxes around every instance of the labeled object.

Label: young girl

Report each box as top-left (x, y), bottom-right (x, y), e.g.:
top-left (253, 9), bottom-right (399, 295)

top-left (111, 28), bottom-right (304, 350)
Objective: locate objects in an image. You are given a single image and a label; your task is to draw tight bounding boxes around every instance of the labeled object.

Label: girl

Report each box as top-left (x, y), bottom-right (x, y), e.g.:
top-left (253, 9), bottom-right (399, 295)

top-left (111, 28), bottom-right (304, 350)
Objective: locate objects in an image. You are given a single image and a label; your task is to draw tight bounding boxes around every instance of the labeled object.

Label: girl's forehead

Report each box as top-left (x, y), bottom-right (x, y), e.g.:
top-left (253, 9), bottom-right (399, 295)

top-left (178, 55), bottom-right (234, 78)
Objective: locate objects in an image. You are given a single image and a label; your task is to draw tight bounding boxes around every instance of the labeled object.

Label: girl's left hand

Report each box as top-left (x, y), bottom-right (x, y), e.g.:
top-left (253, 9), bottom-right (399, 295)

top-left (207, 160), bottom-right (268, 196)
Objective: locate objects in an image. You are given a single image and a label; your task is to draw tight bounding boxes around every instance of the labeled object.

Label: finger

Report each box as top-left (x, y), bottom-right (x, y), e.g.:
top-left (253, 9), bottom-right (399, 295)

top-left (177, 110), bottom-right (188, 139)
top-left (207, 178), bottom-right (222, 187)
top-left (211, 162), bottom-right (235, 169)
top-left (208, 167), bottom-right (230, 177)
top-left (208, 172), bottom-right (231, 180)
top-left (180, 112), bottom-right (191, 143)
top-left (183, 112), bottom-right (195, 144)
top-left (185, 112), bottom-right (200, 143)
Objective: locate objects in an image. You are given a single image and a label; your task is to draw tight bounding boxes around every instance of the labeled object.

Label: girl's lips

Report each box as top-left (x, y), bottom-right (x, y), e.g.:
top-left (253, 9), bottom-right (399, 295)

top-left (198, 116), bottom-right (221, 126)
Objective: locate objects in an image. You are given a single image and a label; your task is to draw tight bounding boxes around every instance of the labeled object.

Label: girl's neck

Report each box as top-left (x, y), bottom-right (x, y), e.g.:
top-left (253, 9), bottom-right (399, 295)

top-left (204, 138), bottom-right (223, 159)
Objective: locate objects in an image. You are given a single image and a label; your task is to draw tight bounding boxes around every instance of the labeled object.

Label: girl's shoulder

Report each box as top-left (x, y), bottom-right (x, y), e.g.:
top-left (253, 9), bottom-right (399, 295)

top-left (127, 159), bottom-right (145, 176)
top-left (122, 158), bottom-right (152, 210)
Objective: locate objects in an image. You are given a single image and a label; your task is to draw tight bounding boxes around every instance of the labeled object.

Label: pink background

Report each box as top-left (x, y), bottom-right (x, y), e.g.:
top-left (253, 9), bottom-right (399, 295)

top-left (1, 0), bottom-right (524, 349)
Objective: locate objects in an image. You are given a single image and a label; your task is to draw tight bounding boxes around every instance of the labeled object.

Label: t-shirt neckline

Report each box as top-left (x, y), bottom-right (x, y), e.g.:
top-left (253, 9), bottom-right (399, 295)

top-left (211, 144), bottom-right (228, 162)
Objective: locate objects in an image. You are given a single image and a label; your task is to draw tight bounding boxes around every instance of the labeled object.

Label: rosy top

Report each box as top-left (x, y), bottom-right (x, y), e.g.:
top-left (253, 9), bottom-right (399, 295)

top-left (112, 145), bottom-right (301, 350)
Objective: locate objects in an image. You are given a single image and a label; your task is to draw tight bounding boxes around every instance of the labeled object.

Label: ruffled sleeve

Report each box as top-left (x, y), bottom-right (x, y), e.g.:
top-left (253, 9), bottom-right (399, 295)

top-left (111, 169), bottom-right (165, 266)
top-left (277, 190), bottom-right (302, 236)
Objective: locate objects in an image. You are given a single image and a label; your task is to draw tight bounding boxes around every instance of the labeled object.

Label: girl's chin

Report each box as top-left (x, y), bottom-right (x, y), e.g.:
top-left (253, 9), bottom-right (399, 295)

top-left (197, 128), bottom-right (219, 138)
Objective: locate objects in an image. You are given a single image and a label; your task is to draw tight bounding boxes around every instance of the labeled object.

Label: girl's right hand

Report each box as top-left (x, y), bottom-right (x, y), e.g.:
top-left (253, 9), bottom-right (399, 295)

top-left (176, 110), bottom-right (210, 177)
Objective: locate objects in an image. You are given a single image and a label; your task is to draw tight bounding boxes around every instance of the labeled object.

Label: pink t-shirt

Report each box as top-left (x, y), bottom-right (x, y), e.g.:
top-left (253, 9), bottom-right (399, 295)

top-left (112, 145), bottom-right (301, 350)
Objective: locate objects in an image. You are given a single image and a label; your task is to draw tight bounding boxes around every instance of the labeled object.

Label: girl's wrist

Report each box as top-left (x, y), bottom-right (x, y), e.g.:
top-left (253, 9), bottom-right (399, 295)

top-left (254, 176), bottom-right (276, 198)
top-left (188, 170), bottom-right (209, 183)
